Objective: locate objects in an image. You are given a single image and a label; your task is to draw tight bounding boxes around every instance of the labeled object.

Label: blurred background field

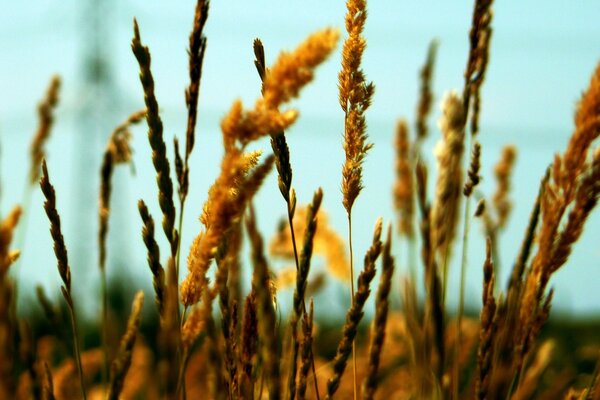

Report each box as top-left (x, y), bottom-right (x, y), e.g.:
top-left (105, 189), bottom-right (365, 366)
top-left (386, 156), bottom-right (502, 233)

top-left (1, 0), bottom-right (600, 318)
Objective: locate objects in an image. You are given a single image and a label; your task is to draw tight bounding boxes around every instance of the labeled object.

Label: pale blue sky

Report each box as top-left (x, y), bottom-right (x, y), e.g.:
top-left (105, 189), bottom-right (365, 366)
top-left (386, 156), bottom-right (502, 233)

top-left (1, 1), bottom-right (599, 315)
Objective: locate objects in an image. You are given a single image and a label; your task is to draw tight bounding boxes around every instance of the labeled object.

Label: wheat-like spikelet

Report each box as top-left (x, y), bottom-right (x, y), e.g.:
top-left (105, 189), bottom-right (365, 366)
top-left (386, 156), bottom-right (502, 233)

top-left (325, 218), bottom-right (383, 399)
top-left (107, 291), bottom-right (144, 400)
top-left (416, 40), bottom-right (438, 144)
top-left (393, 119), bottom-right (415, 238)
top-left (40, 160), bottom-right (87, 399)
top-left (296, 300), bottom-right (314, 400)
top-left (29, 75), bottom-right (61, 185)
top-left (246, 208), bottom-right (281, 400)
top-left (131, 20), bottom-right (178, 257)
top-left (340, 0), bottom-right (375, 213)
top-left (180, 304), bottom-right (205, 354)
top-left (463, 141), bottom-right (481, 197)
top-left (137, 200), bottom-right (165, 314)
top-left (184, 0), bottom-right (209, 164)
top-left (475, 238), bottom-right (496, 399)
top-left (492, 144), bottom-right (516, 228)
top-left (362, 226), bottom-right (395, 400)
top-left (288, 189), bottom-right (322, 399)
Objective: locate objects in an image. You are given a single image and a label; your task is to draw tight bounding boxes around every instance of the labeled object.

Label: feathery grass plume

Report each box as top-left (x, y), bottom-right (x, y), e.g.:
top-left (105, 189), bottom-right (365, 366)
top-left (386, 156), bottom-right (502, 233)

top-left (246, 207), bottom-right (280, 400)
top-left (340, 0), bottom-right (375, 214)
top-left (40, 160), bottom-right (86, 400)
top-left (431, 91), bottom-right (466, 295)
top-left (138, 200), bottom-right (165, 314)
top-left (180, 150), bottom-right (274, 306)
top-left (43, 362), bottom-right (56, 400)
top-left (288, 189), bottom-right (322, 399)
top-left (520, 64), bottom-right (600, 360)
top-left (492, 144), bottom-right (517, 229)
top-left (362, 226), bottom-right (395, 400)
top-left (415, 40), bottom-right (438, 144)
top-left (180, 304), bottom-right (205, 355)
top-left (239, 292), bottom-right (258, 397)
top-left (393, 119), bottom-right (415, 238)
top-left (222, 29), bottom-right (339, 149)
top-left (475, 238), bottom-right (496, 400)
top-left (131, 20), bottom-right (178, 258)
top-left (463, 141), bottom-right (481, 197)
top-left (28, 75), bottom-right (61, 185)
top-left (326, 218), bottom-right (383, 399)
top-left (297, 299), bottom-right (314, 400)
top-left (108, 291), bottom-right (144, 400)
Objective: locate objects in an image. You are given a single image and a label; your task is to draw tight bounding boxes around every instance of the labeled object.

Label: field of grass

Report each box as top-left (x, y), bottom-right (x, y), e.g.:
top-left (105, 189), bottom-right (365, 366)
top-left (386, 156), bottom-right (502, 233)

top-left (1, 0), bottom-right (600, 399)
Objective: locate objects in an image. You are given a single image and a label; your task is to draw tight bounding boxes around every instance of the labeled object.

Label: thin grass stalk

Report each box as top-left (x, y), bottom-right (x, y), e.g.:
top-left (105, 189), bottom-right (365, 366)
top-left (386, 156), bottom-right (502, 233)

top-left (43, 362), bottom-right (56, 400)
top-left (361, 226), bottom-right (394, 400)
top-left (40, 160), bottom-right (86, 400)
top-left (326, 218), bottom-right (383, 399)
top-left (453, 140), bottom-right (481, 398)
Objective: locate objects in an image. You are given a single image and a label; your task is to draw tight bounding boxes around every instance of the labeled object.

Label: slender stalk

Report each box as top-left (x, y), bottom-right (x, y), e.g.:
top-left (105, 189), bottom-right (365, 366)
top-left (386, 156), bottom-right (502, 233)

top-left (453, 197), bottom-right (471, 399)
top-left (65, 295), bottom-right (86, 400)
top-left (347, 213), bottom-right (357, 400)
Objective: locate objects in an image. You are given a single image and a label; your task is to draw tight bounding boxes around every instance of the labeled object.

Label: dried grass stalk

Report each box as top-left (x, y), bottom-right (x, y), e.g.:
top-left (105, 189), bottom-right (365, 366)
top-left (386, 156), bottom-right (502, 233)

top-left (326, 218), bottom-right (383, 399)
top-left (0, 206), bottom-right (21, 273)
top-left (362, 226), bottom-right (395, 400)
top-left (340, 0), bottom-right (375, 213)
top-left (246, 208), bottom-right (281, 400)
top-left (475, 238), bottom-right (496, 399)
top-left (43, 362), bottom-right (56, 400)
top-left (29, 75), bottom-right (61, 185)
top-left (181, 151), bottom-right (274, 306)
top-left (98, 109), bottom-right (145, 272)
top-left (492, 144), bottom-right (517, 229)
top-left (463, 141), bottom-right (481, 197)
top-left (131, 20), bottom-right (178, 257)
top-left (288, 189), bottom-right (322, 399)
top-left (432, 91), bottom-right (466, 258)
top-left (416, 40), bottom-right (438, 143)
top-left (393, 119), bottom-right (415, 238)
top-left (108, 291), bottom-right (144, 400)
top-left (40, 160), bottom-right (86, 400)
top-left (296, 300), bottom-right (315, 400)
